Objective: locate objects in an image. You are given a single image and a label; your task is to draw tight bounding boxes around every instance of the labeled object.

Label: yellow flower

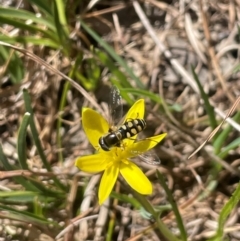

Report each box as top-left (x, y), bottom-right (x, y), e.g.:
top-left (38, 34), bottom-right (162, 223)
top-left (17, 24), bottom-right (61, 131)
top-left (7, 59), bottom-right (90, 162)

top-left (75, 99), bottom-right (167, 204)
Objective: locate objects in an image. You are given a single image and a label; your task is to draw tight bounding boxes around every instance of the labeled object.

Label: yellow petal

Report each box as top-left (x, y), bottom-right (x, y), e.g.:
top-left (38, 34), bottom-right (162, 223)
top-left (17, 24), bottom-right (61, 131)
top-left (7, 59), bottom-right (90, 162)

top-left (75, 153), bottom-right (109, 173)
top-left (82, 108), bottom-right (109, 148)
top-left (120, 160), bottom-right (152, 194)
top-left (98, 163), bottom-right (119, 204)
top-left (124, 99), bottom-right (145, 121)
top-left (121, 99), bottom-right (145, 145)
top-left (124, 133), bottom-right (167, 158)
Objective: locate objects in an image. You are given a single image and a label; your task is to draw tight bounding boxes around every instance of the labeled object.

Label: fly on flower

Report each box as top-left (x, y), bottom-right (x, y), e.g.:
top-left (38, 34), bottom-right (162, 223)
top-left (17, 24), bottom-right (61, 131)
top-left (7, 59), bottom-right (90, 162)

top-left (75, 91), bottom-right (167, 204)
top-left (99, 86), bottom-right (160, 165)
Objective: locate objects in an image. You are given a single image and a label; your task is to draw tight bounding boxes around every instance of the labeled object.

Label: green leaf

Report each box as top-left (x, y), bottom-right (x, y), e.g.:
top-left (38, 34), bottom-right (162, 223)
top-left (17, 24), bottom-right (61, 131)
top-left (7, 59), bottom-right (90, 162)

top-left (83, 57), bottom-right (101, 90)
top-left (121, 87), bottom-right (163, 103)
top-left (94, 49), bottom-right (132, 88)
top-left (22, 89), bottom-right (66, 191)
top-left (132, 190), bottom-right (181, 241)
top-left (191, 66), bottom-right (218, 132)
top-left (79, 20), bottom-right (145, 89)
top-left (213, 111), bottom-right (240, 154)
top-left (157, 170), bottom-right (187, 241)
top-left (110, 191), bottom-right (141, 208)
top-left (0, 35), bottom-right (60, 48)
top-left (207, 183), bottom-right (240, 241)
top-left (0, 143), bottom-right (14, 171)
top-left (0, 191), bottom-right (55, 204)
top-left (0, 7), bottom-right (56, 31)
top-left (0, 204), bottom-right (59, 226)
top-left (52, 0), bottom-right (70, 54)
top-left (17, 112), bottom-right (30, 170)
top-left (56, 81), bottom-right (70, 163)
top-left (0, 15), bottom-right (58, 41)
top-left (0, 45), bottom-right (24, 83)
top-left (218, 137), bottom-right (240, 159)
top-left (0, 144), bottom-right (40, 191)
top-left (27, 0), bottom-right (53, 16)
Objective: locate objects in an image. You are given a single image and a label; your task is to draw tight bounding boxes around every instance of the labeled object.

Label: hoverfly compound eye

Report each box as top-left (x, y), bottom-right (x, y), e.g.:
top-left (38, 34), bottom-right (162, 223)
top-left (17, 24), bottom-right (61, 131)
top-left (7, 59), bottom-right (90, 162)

top-left (99, 137), bottom-right (110, 151)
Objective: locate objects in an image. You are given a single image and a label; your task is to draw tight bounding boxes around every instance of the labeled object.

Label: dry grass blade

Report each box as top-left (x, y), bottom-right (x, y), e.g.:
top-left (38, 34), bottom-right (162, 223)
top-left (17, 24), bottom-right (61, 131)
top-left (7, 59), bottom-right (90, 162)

top-left (184, 13), bottom-right (207, 64)
top-left (0, 41), bottom-right (102, 112)
top-left (94, 199), bottom-right (110, 239)
top-left (199, 0), bottom-right (235, 103)
top-left (79, 175), bottom-right (101, 239)
top-left (55, 214), bottom-right (98, 239)
top-left (0, 170), bottom-right (60, 179)
top-left (188, 96), bottom-right (240, 159)
top-left (84, 2), bottom-right (129, 18)
top-left (132, 0), bottom-right (199, 93)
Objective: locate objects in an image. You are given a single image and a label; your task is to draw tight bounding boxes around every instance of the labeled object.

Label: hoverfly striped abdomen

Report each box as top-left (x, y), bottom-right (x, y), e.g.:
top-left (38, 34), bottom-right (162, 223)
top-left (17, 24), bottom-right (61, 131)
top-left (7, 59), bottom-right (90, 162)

top-left (118, 119), bottom-right (146, 139)
top-left (99, 119), bottom-right (146, 151)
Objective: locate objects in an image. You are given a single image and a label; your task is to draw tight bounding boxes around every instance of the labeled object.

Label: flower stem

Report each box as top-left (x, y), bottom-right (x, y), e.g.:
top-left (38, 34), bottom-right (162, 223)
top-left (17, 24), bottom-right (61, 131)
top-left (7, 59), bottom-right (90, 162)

top-left (133, 191), bottom-right (182, 241)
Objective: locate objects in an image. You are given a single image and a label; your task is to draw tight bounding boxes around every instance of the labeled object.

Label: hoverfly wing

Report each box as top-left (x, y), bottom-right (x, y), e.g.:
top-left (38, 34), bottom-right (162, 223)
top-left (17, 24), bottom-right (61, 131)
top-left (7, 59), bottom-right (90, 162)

top-left (129, 149), bottom-right (160, 165)
top-left (138, 152), bottom-right (160, 165)
top-left (127, 138), bottom-right (161, 165)
top-left (108, 86), bottom-right (123, 128)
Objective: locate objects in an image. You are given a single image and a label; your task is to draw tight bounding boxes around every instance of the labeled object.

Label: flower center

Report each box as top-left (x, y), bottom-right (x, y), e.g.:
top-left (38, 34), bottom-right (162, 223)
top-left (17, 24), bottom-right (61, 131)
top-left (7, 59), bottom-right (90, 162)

top-left (112, 146), bottom-right (130, 164)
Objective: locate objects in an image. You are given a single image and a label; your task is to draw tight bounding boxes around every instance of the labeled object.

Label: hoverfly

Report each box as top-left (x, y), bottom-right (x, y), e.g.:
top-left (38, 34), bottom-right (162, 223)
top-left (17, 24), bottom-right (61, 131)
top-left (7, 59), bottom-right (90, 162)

top-left (99, 86), bottom-right (160, 165)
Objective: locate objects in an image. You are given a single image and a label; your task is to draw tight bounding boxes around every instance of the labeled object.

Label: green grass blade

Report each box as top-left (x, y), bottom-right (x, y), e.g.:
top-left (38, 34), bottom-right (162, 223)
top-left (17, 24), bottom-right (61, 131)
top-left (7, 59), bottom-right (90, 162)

top-left (94, 49), bottom-right (132, 88)
top-left (52, 0), bottom-right (70, 54)
top-left (155, 218), bottom-right (182, 241)
top-left (0, 144), bottom-right (40, 191)
top-left (22, 89), bottom-right (53, 172)
top-left (79, 20), bottom-right (145, 89)
top-left (56, 81), bottom-right (70, 164)
top-left (0, 143), bottom-right (14, 171)
top-left (207, 183), bottom-right (240, 241)
top-left (0, 191), bottom-right (55, 204)
top-left (73, 53), bottom-right (100, 90)
top-left (54, 0), bottom-right (69, 33)
top-left (82, 57), bottom-right (101, 90)
top-left (0, 45), bottom-right (24, 83)
top-left (27, 0), bottom-right (53, 16)
top-left (121, 87), bottom-right (182, 112)
top-left (0, 7), bottom-right (56, 31)
top-left (7, 112), bottom-right (64, 195)
top-left (0, 15), bottom-right (58, 41)
top-left (17, 112), bottom-right (30, 170)
top-left (106, 215), bottom-right (115, 241)
top-left (121, 87), bottom-right (163, 103)
top-left (157, 170), bottom-right (187, 241)
top-left (0, 204), bottom-right (58, 226)
top-left (0, 142), bottom-right (61, 194)
top-left (111, 192), bottom-right (141, 208)
top-left (191, 66), bottom-right (218, 131)
top-left (56, 55), bottom-right (82, 163)
top-left (218, 137), bottom-right (240, 159)
top-left (0, 35), bottom-right (60, 48)
top-left (131, 188), bottom-right (181, 241)
top-left (213, 111), bottom-right (240, 154)
top-left (22, 89), bottom-right (66, 191)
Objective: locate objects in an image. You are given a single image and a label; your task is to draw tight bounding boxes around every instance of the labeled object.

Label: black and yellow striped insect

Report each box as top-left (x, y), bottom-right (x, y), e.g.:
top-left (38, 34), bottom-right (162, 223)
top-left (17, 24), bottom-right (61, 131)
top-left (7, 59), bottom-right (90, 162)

top-left (99, 118), bottom-right (146, 151)
top-left (98, 86), bottom-right (160, 165)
